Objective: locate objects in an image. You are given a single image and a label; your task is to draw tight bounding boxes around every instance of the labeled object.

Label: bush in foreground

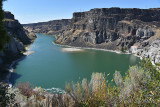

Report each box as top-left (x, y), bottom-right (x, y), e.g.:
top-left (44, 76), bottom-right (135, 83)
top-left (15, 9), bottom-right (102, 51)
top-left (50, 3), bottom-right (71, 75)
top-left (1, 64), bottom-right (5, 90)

top-left (17, 82), bottom-right (34, 98)
top-left (65, 58), bottom-right (160, 106)
top-left (6, 58), bottom-right (160, 107)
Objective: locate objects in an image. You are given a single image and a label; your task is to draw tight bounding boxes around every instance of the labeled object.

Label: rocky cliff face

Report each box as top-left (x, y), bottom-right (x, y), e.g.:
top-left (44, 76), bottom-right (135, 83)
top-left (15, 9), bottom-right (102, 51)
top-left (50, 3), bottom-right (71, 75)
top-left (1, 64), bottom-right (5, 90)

top-left (138, 38), bottom-right (160, 64)
top-left (24, 8), bottom-right (160, 64)
top-left (0, 11), bottom-right (36, 71)
top-left (23, 19), bottom-right (71, 35)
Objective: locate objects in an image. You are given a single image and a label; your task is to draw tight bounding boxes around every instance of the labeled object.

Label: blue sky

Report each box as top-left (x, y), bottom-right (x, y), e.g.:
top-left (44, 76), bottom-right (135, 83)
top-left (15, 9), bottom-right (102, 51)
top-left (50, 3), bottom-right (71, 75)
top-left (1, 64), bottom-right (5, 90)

top-left (3, 0), bottom-right (160, 24)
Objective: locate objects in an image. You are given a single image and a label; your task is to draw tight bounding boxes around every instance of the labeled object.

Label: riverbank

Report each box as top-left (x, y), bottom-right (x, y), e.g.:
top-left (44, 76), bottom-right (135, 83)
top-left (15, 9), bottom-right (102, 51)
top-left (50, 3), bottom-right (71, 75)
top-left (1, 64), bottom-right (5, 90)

top-left (23, 45), bottom-right (35, 56)
top-left (2, 44), bottom-right (36, 88)
top-left (53, 42), bottom-right (142, 58)
top-left (54, 42), bottom-right (160, 72)
top-left (39, 34), bottom-right (133, 55)
top-left (11, 34), bottom-right (140, 90)
top-left (5, 55), bottom-right (25, 88)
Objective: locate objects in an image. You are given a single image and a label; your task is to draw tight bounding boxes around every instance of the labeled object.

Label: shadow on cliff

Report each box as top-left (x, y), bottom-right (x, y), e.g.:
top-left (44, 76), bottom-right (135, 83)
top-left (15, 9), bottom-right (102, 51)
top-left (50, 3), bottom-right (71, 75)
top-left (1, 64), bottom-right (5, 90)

top-left (9, 72), bottom-right (22, 85)
top-left (9, 56), bottom-right (27, 85)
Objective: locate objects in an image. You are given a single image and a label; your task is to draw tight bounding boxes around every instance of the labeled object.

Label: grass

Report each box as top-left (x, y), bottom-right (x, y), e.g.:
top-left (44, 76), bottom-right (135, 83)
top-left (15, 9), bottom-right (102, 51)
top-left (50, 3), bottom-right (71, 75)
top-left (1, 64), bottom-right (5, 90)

top-left (3, 18), bottom-right (14, 22)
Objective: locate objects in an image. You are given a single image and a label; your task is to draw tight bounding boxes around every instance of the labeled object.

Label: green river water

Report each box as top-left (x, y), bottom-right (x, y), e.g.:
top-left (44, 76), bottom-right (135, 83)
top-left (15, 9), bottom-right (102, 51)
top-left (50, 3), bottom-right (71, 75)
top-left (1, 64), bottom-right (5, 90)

top-left (10, 34), bottom-right (140, 92)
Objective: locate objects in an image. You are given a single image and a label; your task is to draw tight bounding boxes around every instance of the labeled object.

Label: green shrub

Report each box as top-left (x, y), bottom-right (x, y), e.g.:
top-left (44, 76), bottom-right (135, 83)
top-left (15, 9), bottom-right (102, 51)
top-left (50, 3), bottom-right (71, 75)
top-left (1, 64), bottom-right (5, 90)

top-left (0, 0), bottom-right (10, 52)
top-left (6, 58), bottom-right (160, 106)
top-left (0, 83), bottom-right (8, 106)
top-left (65, 58), bottom-right (160, 106)
top-left (65, 73), bottom-right (107, 106)
top-left (0, 83), bottom-right (15, 106)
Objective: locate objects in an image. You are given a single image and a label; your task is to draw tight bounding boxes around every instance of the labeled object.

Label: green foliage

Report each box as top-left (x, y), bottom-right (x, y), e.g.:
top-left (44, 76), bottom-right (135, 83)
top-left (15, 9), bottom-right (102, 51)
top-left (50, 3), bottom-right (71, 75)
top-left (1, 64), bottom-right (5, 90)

top-left (0, 83), bottom-right (15, 107)
top-left (64, 58), bottom-right (160, 106)
top-left (0, 0), bottom-right (13, 106)
top-left (0, 83), bottom-right (8, 106)
top-left (140, 58), bottom-right (160, 105)
top-left (115, 66), bottom-right (153, 105)
top-left (5, 58), bottom-right (159, 106)
top-left (140, 57), bottom-right (160, 80)
top-left (0, 0), bottom-right (10, 52)
top-left (65, 73), bottom-right (107, 107)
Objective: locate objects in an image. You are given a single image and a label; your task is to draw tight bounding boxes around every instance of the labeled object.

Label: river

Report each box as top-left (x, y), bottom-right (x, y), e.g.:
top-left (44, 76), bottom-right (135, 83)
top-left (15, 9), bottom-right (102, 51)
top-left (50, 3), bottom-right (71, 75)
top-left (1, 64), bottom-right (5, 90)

top-left (10, 34), bottom-right (140, 92)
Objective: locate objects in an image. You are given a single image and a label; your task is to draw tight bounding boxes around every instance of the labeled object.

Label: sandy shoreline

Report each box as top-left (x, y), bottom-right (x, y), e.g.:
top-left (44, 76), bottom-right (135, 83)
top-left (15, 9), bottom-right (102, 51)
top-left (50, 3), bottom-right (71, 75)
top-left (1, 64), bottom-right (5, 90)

top-left (55, 43), bottom-right (153, 68)
top-left (53, 42), bottom-right (142, 57)
top-left (61, 47), bottom-right (84, 52)
top-left (23, 51), bottom-right (35, 56)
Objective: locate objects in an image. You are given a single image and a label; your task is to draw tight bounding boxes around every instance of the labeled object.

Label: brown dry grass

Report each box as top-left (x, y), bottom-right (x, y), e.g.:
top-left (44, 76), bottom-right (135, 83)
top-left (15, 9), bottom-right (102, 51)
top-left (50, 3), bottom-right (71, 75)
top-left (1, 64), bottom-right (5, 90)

top-left (149, 29), bottom-right (160, 41)
top-left (17, 82), bottom-right (34, 98)
top-left (72, 30), bottom-right (82, 37)
top-left (3, 18), bottom-right (14, 22)
top-left (119, 20), bottom-right (132, 25)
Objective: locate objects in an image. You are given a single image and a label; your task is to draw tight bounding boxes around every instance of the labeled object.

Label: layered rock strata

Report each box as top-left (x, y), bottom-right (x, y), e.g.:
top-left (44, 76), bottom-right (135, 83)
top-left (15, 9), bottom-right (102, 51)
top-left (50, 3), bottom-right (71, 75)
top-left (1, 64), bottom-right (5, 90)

top-left (24, 8), bottom-right (160, 64)
top-left (0, 11), bottom-right (36, 74)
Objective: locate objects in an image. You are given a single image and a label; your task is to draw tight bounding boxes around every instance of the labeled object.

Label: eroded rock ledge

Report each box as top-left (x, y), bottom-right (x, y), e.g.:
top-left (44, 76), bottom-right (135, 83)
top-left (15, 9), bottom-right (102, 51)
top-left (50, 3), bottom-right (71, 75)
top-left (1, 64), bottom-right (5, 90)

top-left (23, 7), bottom-right (160, 64)
top-left (0, 11), bottom-right (37, 76)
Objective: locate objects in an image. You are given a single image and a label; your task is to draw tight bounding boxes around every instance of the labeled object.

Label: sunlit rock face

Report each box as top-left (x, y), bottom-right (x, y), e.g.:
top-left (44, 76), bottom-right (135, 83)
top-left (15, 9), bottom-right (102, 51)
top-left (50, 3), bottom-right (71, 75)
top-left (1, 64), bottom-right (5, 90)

top-left (24, 7), bottom-right (160, 63)
top-left (4, 11), bottom-right (36, 45)
top-left (23, 19), bottom-right (72, 35)
top-left (139, 39), bottom-right (160, 64)
top-left (136, 28), bottom-right (154, 38)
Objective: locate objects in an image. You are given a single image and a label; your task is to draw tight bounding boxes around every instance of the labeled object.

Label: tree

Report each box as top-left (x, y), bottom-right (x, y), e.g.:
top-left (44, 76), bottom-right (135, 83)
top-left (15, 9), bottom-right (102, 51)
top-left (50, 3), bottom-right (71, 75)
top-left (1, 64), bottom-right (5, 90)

top-left (0, 83), bottom-right (9, 106)
top-left (0, 0), bottom-right (9, 51)
top-left (0, 1), bottom-right (11, 106)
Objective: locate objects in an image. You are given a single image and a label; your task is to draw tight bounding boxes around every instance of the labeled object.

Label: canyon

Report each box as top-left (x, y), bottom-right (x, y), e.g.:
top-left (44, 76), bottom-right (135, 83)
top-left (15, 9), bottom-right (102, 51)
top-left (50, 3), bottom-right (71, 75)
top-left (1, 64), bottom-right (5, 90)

top-left (1, 7), bottom-right (160, 107)
top-left (0, 11), bottom-right (36, 79)
top-left (24, 7), bottom-right (160, 64)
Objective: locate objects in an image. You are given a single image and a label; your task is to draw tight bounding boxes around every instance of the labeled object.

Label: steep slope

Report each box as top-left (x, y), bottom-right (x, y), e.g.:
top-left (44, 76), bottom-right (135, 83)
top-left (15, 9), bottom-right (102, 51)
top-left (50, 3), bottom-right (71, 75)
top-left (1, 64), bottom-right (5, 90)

top-left (24, 7), bottom-right (160, 64)
top-left (23, 19), bottom-right (71, 35)
top-left (0, 11), bottom-right (36, 74)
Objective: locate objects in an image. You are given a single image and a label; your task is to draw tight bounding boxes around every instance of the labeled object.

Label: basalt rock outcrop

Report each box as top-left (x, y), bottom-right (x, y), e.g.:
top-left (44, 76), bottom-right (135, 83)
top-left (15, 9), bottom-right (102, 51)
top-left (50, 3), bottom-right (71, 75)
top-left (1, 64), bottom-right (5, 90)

top-left (4, 11), bottom-right (36, 45)
top-left (23, 19), bottom-right (71, 35)
top-left (0, 11), bottom-right (36, 73)
top-left (24, 7), bottom-right (160, 64)
top-left (138, 38), bottom-right (160, 64)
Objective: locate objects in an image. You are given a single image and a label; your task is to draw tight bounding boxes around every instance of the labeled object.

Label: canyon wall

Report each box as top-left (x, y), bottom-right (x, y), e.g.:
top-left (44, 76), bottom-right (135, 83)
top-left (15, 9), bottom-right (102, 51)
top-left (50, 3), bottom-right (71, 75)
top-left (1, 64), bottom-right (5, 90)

top-left (24, 8), bottom-right (160, 64)
top-left (23, 19), bottom-right (71, 35)
top-left (0, 11), bottom-right (36, 72)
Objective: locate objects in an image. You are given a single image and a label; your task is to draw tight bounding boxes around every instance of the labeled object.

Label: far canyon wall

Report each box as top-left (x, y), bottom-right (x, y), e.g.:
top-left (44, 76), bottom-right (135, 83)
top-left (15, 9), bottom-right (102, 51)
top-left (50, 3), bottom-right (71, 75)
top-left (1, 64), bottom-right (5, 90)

top-left (23, 8), bottom-right (160, 64)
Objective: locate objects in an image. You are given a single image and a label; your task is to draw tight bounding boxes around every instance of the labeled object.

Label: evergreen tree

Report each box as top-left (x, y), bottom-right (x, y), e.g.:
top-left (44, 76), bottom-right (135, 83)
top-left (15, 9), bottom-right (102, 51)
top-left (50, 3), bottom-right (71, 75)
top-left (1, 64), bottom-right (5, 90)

top-left (0, 1), bottom-right (11, 106)
top-left (0, 0), bottom-right (9, 51)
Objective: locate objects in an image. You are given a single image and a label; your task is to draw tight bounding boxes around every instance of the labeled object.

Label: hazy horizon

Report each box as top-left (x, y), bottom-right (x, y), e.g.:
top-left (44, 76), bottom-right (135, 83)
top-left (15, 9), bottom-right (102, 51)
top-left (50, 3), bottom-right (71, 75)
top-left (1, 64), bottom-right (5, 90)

top-left (4, 0), bottom-right (160, 24)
